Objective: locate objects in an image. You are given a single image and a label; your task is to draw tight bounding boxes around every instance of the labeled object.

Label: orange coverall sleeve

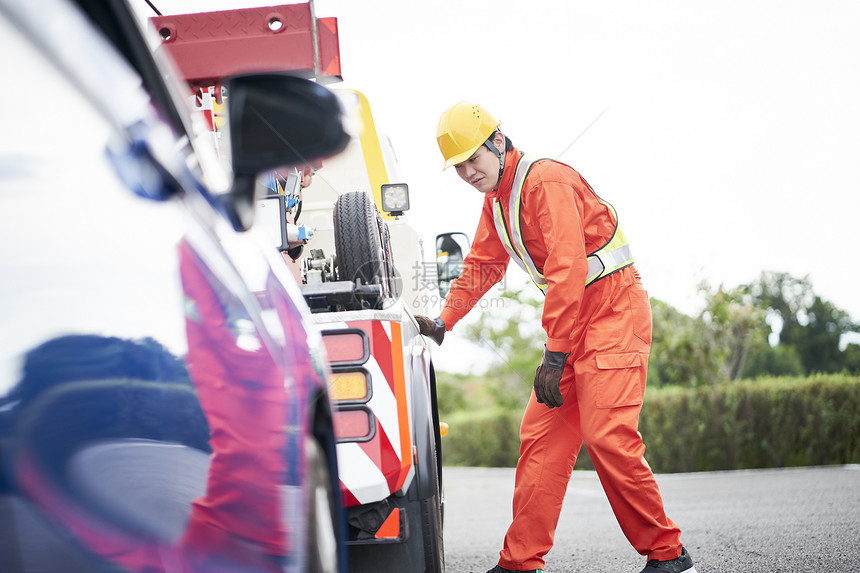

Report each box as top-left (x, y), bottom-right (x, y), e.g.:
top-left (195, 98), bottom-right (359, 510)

top-left (523, 170), bottom-right (590, 353)
top-left (439, 198), bottom-right (509, 329)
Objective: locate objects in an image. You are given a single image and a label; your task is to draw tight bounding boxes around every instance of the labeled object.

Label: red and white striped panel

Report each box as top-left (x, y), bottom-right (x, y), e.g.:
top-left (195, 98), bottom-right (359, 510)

top-left (322, 319), bottom-right (414, 507)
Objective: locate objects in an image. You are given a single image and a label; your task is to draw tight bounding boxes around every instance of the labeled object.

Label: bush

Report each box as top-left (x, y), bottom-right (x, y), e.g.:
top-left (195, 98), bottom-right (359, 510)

top-left (640, 374), bottom-right (860, 472)
top-left (439, 375), bottom-right (860, 472)
top-left (441, 408), bottom-right (522, 467)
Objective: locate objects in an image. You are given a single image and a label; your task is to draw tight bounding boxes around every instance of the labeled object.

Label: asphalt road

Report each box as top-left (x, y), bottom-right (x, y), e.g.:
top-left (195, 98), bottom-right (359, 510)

top-left (441, 465), bottom-right (860, 573)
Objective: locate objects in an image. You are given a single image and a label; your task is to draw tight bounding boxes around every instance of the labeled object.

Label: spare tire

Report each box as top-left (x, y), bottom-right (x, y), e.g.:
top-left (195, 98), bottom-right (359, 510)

top-left (333, 192), bottom-right (393, 308)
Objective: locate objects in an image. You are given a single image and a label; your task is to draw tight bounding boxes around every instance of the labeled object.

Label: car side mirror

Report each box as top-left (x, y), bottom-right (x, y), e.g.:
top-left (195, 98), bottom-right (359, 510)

top-left (223, 73), bottom-right (350, 231)
top-left (435, 232), bottom-right (470, 298)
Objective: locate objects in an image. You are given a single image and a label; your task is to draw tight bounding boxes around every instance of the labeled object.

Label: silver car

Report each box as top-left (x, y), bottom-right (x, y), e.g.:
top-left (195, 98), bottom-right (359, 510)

top-left (0, 0), bottom-right (349, 571)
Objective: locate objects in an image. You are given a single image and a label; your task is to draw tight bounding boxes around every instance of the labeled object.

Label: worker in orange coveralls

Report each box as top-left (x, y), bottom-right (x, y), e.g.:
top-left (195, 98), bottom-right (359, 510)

top-left (415, 102), bottom-right (697, 573)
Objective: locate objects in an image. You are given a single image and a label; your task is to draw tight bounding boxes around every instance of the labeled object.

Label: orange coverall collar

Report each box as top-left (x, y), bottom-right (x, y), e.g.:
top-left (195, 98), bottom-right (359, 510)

top-left (485, 147), bottom-right (523, 199)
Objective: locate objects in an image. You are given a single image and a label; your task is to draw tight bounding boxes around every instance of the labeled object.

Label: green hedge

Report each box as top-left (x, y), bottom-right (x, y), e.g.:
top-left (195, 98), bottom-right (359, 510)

top-left (640, 374), bottom-right (860, 472)
top-left (441, 407), bottom-right (523, 468)
top-left (440, 375), bottom-right (860, 472)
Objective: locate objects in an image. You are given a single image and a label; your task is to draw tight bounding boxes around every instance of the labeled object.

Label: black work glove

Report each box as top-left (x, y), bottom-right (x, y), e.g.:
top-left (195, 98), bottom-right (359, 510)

top-left (533, 347), bottom-right (569, 408)
top-left (415, 316), bottom-right (446, 346)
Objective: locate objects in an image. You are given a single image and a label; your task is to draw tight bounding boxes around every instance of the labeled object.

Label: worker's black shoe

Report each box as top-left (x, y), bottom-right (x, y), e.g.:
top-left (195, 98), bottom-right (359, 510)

top-left (485, 566), bottom-right (543, 573)
top-left (640, 547), bottom-right (697, 573)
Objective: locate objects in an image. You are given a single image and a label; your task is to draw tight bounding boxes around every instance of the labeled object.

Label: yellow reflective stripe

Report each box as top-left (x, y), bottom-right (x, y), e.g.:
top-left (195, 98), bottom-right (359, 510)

top-left (585, 201), bottom-right (634, 285)
top-left (507, 155), bottom-right (548, 290)
top-left (493, 198), bottom-right (548, 291)
top-left (493, 200), bottom-right (516, 252)
top-left (586, 243), bottom-right (633, 284)
top-left (492, 154), bottom-right (633, 291)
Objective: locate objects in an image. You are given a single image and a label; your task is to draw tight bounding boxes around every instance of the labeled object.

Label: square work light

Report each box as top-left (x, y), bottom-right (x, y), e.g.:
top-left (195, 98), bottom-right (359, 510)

top-left (380, 183), bottom-right (410, 216)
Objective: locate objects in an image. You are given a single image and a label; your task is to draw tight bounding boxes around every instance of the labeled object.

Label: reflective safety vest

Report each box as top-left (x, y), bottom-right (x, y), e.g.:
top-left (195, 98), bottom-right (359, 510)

top-left (492, 154), bottom-right (634, 293)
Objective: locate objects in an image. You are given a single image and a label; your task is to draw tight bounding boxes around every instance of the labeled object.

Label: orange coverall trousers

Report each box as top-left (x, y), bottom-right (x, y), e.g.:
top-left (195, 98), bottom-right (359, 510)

top-left (499, 267), bottom-right (682, 571)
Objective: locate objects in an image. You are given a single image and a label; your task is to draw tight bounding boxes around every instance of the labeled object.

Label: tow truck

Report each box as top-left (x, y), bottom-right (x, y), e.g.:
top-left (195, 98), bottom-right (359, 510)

top-left (150, 4), bottom-right (447, 572)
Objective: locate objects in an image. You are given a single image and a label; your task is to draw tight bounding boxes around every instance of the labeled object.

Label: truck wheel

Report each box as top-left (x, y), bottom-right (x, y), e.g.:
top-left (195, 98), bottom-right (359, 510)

top-left (417, 446), bottom-right (445, 573)
top-left (347, 457), bottom-right (444, 573)
top-left (305, 437), bottom-right (339, 573)
top-left (333, 192), bottom-right (392, 308)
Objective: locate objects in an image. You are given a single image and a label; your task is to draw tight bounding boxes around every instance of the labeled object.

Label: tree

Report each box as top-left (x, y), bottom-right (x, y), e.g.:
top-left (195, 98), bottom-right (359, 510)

top-left (746, 271), bottom-right (860, 374)
top-left (746, 272), bottom-right (814, 347)
top-left (698, 282), bottom-right (770, 381)
top-left (460, 288), bottom-right (544, 409)
top-left (844, 343), bottom-right (860, 375)
top-left (741, 343), bottom-right (804, 378)
top-left (454, 271), bottom-right (859, 394)
top-left (649, 282), bottom-right (770, 387)
top-left (648, 298), bottom-right (716, 387)
top-left (785, 296), bottom-right (856, 373)
top-left (462, 282), bottom-right (764, 391)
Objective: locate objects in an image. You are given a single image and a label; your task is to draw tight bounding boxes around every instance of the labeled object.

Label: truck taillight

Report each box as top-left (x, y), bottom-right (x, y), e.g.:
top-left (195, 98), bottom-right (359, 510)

top-left (321, 329), bottom-right (368, 365)
top-left (333, 408), bottom-right (374, 442)
top-left (329, 370), bottom-right (369, 402)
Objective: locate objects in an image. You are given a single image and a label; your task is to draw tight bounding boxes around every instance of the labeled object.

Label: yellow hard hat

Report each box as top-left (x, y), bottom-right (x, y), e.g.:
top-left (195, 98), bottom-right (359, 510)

top-left (436, 102), bottom-right (501, 170)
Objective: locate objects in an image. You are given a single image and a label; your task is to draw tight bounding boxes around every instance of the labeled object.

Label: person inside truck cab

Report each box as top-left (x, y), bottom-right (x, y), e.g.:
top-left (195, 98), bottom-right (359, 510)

top-left (262, 163), bottom-right (318, 283)
top-left (415, 102), bottom-right (697, 573)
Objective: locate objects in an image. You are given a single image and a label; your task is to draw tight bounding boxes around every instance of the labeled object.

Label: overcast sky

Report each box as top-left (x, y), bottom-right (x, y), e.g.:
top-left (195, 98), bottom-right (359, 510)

top-left (316, 0), bottom-right (860, 314)
top-left (152, 1), bottom-right (860, 369)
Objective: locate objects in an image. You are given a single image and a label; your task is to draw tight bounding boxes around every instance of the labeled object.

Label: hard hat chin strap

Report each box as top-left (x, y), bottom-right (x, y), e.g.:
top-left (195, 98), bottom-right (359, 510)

top-left (484, 131), bottom-right (505, 181)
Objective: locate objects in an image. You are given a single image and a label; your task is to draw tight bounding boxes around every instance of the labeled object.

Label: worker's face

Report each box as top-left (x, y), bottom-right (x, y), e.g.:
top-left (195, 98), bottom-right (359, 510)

top-left (454, 133), bottom-right (505, 193)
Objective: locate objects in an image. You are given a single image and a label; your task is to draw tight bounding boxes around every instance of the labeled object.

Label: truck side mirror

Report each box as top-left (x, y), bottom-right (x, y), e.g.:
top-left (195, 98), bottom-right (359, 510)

top-left (223, 73), bottom-right (350, 231)
top-left (435, 232), bottom-right (470, 298)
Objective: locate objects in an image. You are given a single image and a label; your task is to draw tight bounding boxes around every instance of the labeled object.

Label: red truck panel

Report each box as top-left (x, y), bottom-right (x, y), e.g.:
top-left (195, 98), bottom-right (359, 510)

top-left (151, 3), bottom-right (342, 87)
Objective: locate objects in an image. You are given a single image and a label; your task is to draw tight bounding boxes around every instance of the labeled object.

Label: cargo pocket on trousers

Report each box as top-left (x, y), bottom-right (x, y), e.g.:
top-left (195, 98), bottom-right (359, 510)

top-left (628, 285), bottom-right (652, 346)
top-left (594, 352), bottom-right (644, 408)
